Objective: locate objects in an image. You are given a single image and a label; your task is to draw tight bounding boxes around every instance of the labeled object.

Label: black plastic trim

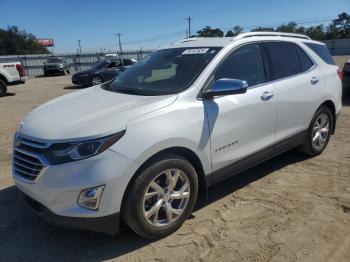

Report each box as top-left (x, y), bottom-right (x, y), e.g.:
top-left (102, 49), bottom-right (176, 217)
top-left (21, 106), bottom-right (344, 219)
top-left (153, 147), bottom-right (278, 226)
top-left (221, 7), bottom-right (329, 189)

top-left (20, 190), bottom-right (120, 236)
top-left (211, 130), bottom-right (308, 186)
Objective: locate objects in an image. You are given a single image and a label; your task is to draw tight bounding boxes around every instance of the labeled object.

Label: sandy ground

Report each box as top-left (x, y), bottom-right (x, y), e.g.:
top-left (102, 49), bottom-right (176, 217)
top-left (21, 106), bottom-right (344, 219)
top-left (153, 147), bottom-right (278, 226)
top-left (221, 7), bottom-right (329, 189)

top-left (0, 58), bottom-right (350, 261)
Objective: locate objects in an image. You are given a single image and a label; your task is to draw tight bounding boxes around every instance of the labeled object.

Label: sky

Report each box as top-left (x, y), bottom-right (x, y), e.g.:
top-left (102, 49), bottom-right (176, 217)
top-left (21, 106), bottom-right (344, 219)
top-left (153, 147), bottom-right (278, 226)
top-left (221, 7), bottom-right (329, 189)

top-left (0, 0), bottom-right (349, 53)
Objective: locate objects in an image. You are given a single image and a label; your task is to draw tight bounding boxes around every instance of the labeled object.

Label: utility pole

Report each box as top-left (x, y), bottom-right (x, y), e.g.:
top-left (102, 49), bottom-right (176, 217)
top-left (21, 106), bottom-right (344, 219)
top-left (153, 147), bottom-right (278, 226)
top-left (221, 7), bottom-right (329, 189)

top-left (186, 16), bottom-right (192, 38)
top-left (77, 39), bottom-right (82, 71)
top-left (115, 33), bottom-right (123, 57)
top-left (77, 39), bottom-right (82, 54)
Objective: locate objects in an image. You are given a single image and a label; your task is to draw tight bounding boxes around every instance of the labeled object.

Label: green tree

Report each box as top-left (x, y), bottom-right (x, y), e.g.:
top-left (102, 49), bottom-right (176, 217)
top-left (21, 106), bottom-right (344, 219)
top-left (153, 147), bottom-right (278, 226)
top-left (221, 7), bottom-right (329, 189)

top-left (196, 26), bottom-right (224, 37)
top-left (225, 26), bottom-right (243, 37)
top-left (276, 21), bottom-right (298, 33)
top-left (325, 23), bottom-right (340, 40)
top-left (305, 25), bottom-right (326, 40)
top-left (250, 27), bottom-right (275, 32)
top-left (332, 12), bottom-right (350, 38)
top-left (0, 26), bottom-right (49, 55)
top-left (225, 30), bottom-right (234, 37)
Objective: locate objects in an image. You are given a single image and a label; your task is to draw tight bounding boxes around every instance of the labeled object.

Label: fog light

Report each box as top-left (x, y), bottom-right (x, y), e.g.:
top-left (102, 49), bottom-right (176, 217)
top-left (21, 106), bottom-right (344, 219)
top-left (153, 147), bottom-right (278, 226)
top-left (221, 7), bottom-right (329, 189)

top-left (78, 185), bottom-right (105, 210)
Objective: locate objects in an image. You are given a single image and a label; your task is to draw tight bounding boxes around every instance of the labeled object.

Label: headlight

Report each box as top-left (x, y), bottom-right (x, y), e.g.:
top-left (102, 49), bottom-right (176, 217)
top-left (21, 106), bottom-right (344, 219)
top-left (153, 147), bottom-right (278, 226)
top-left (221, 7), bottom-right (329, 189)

top-left (45, 130), bottom-right (125, 164)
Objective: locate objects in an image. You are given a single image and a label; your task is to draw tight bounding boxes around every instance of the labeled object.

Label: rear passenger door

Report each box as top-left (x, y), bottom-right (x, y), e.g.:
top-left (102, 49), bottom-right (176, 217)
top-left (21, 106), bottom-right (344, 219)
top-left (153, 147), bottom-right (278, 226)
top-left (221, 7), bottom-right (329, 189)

top-left (263, 41), bottom-right (324, 151)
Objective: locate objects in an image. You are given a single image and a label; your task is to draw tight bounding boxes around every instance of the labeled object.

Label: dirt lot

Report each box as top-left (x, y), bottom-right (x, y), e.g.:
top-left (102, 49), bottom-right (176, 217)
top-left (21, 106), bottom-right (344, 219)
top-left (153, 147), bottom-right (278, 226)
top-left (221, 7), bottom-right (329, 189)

top-left (1, 61), bottom-right (350, 261)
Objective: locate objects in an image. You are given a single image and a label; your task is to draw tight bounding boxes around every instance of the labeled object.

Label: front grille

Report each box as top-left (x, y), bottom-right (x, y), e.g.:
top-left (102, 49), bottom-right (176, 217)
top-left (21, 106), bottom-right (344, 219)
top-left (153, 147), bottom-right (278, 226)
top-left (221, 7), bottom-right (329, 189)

top-left (13, 135), bottom-right (49, 182)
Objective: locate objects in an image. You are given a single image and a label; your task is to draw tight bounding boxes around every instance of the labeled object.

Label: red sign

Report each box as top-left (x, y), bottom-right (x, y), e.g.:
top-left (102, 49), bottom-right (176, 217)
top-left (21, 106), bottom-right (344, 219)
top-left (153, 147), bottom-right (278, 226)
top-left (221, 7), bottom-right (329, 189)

top-left (36, 39), bottom-right (54, 47)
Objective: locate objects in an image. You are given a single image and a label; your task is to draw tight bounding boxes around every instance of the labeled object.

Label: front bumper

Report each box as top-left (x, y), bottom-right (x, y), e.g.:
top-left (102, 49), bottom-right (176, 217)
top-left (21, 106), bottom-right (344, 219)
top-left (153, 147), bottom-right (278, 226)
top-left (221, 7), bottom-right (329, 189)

top-left (72, 75), bottom-right (91, 86)
top-left (44, 67), bottom-right (65, 74)
top-left (13, 148), bottom-right (140, 235)
top-left (20, 190), bottom-right (120, 235)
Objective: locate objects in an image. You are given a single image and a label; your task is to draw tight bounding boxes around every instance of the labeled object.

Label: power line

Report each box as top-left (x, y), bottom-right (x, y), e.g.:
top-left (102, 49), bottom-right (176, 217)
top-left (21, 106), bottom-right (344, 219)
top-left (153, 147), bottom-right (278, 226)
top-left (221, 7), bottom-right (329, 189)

top-left (90, 15), bottom-right (336, 50)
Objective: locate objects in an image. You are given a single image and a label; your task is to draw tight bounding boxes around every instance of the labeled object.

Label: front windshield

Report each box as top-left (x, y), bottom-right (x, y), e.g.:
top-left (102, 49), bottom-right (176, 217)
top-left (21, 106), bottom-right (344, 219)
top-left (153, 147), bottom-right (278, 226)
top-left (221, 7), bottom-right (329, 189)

top-left (102, 47), bottom-right (222, 96)
top-left (47, 57), bottom-right (63, 63)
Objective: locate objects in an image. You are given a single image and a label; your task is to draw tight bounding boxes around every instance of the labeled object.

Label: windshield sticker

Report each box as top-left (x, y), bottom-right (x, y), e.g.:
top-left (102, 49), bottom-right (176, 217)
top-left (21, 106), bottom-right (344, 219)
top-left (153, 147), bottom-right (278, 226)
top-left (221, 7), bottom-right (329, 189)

top-left (182, 48), bottom-right (209, 55)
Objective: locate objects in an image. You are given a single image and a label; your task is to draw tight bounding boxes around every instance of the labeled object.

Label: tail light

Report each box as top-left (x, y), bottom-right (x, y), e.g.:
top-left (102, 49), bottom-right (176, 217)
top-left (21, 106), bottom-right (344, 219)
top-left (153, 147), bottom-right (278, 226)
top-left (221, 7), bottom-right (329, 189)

top-left (337, 69), bottom-right (343, 81)
top-left (16, 64), bottom-right (26, 77)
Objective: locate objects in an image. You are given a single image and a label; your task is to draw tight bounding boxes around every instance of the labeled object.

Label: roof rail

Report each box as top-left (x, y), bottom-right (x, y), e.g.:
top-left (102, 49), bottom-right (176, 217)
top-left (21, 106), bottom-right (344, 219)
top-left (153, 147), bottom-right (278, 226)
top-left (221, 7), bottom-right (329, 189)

top-left (234, 32), bottom-right (311, 40)
top-left (175, 38), bottom-right (199, 44)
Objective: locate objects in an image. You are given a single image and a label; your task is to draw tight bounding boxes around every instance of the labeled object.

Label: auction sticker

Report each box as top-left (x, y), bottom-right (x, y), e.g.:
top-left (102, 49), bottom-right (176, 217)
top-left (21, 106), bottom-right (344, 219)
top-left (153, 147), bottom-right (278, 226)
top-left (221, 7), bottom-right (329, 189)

top-left (182, 48), bottom-right (209, 55)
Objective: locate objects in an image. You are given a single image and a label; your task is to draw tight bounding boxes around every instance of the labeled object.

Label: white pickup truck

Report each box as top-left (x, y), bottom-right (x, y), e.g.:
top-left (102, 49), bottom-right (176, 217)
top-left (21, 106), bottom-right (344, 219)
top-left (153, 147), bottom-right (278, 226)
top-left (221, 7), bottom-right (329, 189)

top-left (0, 62), bottom-right (27, 95)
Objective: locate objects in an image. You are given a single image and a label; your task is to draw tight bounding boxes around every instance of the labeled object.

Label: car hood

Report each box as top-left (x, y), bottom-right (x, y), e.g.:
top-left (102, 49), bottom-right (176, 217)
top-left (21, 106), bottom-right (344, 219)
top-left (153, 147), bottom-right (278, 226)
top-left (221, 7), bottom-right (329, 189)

top-left (20, 86), bottom-right (177, 141)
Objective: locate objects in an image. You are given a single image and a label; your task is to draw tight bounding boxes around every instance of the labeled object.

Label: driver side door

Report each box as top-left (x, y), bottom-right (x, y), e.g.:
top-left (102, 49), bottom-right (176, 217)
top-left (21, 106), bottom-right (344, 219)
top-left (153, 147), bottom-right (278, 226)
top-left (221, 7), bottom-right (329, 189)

top-left (203, 43), bottom-right (277, 183)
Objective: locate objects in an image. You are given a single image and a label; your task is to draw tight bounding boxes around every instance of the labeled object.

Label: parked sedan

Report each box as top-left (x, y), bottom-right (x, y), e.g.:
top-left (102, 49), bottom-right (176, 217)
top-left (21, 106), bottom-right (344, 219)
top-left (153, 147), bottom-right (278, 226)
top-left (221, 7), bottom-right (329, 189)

top-left (343, 60), bottom-right (350, 92)
top-left (43, 57), bottom-right (69, 76)
top-left (72, 58), bottom-right (136, 86)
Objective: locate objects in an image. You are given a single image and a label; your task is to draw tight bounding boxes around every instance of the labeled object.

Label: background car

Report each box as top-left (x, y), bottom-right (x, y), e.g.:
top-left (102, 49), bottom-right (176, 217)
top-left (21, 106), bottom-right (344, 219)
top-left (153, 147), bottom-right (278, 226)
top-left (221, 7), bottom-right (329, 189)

top-left (43, 57), bottom-right (70, 76)
top-left (343, 60), bottom-right (350, 93)
top-left (0, 61), bottom-right (26, 96)
top-left (71, 58), bottom-right (136, 86)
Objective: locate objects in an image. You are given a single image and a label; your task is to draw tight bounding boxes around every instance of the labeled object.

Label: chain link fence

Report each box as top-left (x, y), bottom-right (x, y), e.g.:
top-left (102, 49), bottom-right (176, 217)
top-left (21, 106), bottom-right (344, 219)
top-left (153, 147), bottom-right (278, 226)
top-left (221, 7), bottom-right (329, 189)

top-left (1, 38), bottom-right (349, 76)
top-left (0, 50), bottom-right (153, 76)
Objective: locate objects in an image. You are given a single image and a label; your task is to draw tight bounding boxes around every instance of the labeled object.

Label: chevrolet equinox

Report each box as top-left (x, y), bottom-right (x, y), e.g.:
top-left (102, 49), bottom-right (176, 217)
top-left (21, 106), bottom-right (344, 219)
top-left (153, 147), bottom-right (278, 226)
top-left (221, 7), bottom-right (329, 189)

top-left (13, 32), bottom-right (342, 239)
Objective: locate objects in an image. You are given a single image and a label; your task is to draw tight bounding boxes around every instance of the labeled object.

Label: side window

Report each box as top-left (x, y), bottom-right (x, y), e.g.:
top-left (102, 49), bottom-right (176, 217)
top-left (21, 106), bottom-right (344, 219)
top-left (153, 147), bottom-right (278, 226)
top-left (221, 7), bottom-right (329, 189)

top-left (297, 46), bottom-right (314, 72)
top-left (264, 42), bottom-right (301, 80)
top-left (304, 43), bottom-right (335, 65)
top-left (107, 61), bottom-right (120, 68)
top-left (214, 43), bottom-right (266, 87)
top-left (123, 59), bottom-right (133, 66)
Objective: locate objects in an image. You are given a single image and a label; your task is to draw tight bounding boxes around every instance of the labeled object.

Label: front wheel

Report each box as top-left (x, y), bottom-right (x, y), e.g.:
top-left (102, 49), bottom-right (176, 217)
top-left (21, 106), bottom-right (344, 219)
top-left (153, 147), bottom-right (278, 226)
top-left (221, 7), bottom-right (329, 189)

top-left (299, 105), bottom-right (333, 156)
top-left (122, 155), bottom-right (198, 239)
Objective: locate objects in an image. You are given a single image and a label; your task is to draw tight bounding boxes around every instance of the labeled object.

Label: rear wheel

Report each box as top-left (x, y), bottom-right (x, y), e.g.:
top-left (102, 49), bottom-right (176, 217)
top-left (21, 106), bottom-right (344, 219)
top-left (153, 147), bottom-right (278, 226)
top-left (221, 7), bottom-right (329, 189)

top-left (0, 79), bottom-right (7, 96)
top-left (299, 106), bottom-right (333, 156)
top-left (91, 75), bottom-right (103, 86)
top-left (122, 155), bottom-right (198, 239)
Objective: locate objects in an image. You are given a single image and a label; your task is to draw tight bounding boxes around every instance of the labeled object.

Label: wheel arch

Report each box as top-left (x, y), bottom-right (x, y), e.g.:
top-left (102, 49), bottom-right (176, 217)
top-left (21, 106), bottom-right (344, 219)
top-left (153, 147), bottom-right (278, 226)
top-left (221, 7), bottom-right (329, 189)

top-left (90, 73), bottom-right (104, 83)
top-left (121, 146), bottom-right (209, 216)
top-left (319, 100), bottom-right (336, 134)
top-left (0, 73), bottom-right (8, 84)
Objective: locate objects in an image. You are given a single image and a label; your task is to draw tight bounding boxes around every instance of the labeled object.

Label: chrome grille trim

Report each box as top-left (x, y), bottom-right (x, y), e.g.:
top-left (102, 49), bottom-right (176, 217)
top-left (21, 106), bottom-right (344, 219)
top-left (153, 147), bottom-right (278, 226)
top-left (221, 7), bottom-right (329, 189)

top-left (13, 135), bottom-right (49, 183)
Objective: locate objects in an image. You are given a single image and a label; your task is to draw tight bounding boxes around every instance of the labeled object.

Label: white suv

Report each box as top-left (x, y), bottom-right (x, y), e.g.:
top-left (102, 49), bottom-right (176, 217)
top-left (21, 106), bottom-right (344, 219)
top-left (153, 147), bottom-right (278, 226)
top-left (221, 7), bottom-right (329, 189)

top-left (13, 32), bottom-right (342, 239)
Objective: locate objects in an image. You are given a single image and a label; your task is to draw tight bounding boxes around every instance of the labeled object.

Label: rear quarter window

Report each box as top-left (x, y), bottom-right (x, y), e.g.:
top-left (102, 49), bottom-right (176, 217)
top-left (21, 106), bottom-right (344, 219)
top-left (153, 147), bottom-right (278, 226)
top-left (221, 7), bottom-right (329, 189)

top-left (297, 46), bottom-right (314, 72)
top-left (304, 43), bottom-right (335, 65)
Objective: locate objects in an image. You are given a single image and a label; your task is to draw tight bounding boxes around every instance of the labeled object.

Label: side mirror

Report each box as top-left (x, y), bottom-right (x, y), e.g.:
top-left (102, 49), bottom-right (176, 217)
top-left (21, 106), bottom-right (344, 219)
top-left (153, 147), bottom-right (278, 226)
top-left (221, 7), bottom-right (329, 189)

top-left (202, 78), bottom-right (248, 99)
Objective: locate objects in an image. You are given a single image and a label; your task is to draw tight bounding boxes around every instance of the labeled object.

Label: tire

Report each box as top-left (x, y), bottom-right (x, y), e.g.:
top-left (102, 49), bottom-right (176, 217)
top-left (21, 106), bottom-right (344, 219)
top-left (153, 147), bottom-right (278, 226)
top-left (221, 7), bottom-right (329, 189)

top-left (299, 105), bottom-right (333, 156)
top-left (122, 154), bottom-right (198, 239)
top-left (0, 79), bottom-right (7, 96)
top-left (91, 75), bottom-right (103, 86)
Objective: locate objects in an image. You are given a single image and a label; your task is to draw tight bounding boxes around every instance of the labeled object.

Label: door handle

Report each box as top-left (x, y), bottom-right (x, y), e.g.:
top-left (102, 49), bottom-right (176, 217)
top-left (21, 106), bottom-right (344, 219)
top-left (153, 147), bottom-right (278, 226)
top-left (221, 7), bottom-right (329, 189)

top-left (261, 91), bottom-right (274, 101)
top-left (311, 77), bottom-right (320, 85)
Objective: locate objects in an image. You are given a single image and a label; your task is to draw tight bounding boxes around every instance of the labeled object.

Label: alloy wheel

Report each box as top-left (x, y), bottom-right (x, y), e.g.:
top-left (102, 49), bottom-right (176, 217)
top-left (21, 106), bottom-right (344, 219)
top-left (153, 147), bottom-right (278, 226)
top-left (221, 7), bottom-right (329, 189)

top-left (311, 113), bottom-right (330, 151)
top-left (142, 169), bottom-right (190, 227)
top-left (91, 76), bottom-right (102, 85)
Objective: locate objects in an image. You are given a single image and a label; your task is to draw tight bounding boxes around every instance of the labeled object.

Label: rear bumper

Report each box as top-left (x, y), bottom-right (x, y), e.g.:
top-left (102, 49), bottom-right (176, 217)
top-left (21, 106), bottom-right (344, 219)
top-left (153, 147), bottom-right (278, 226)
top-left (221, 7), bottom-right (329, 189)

top-left (20, 190), bottom-right (120, 235)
